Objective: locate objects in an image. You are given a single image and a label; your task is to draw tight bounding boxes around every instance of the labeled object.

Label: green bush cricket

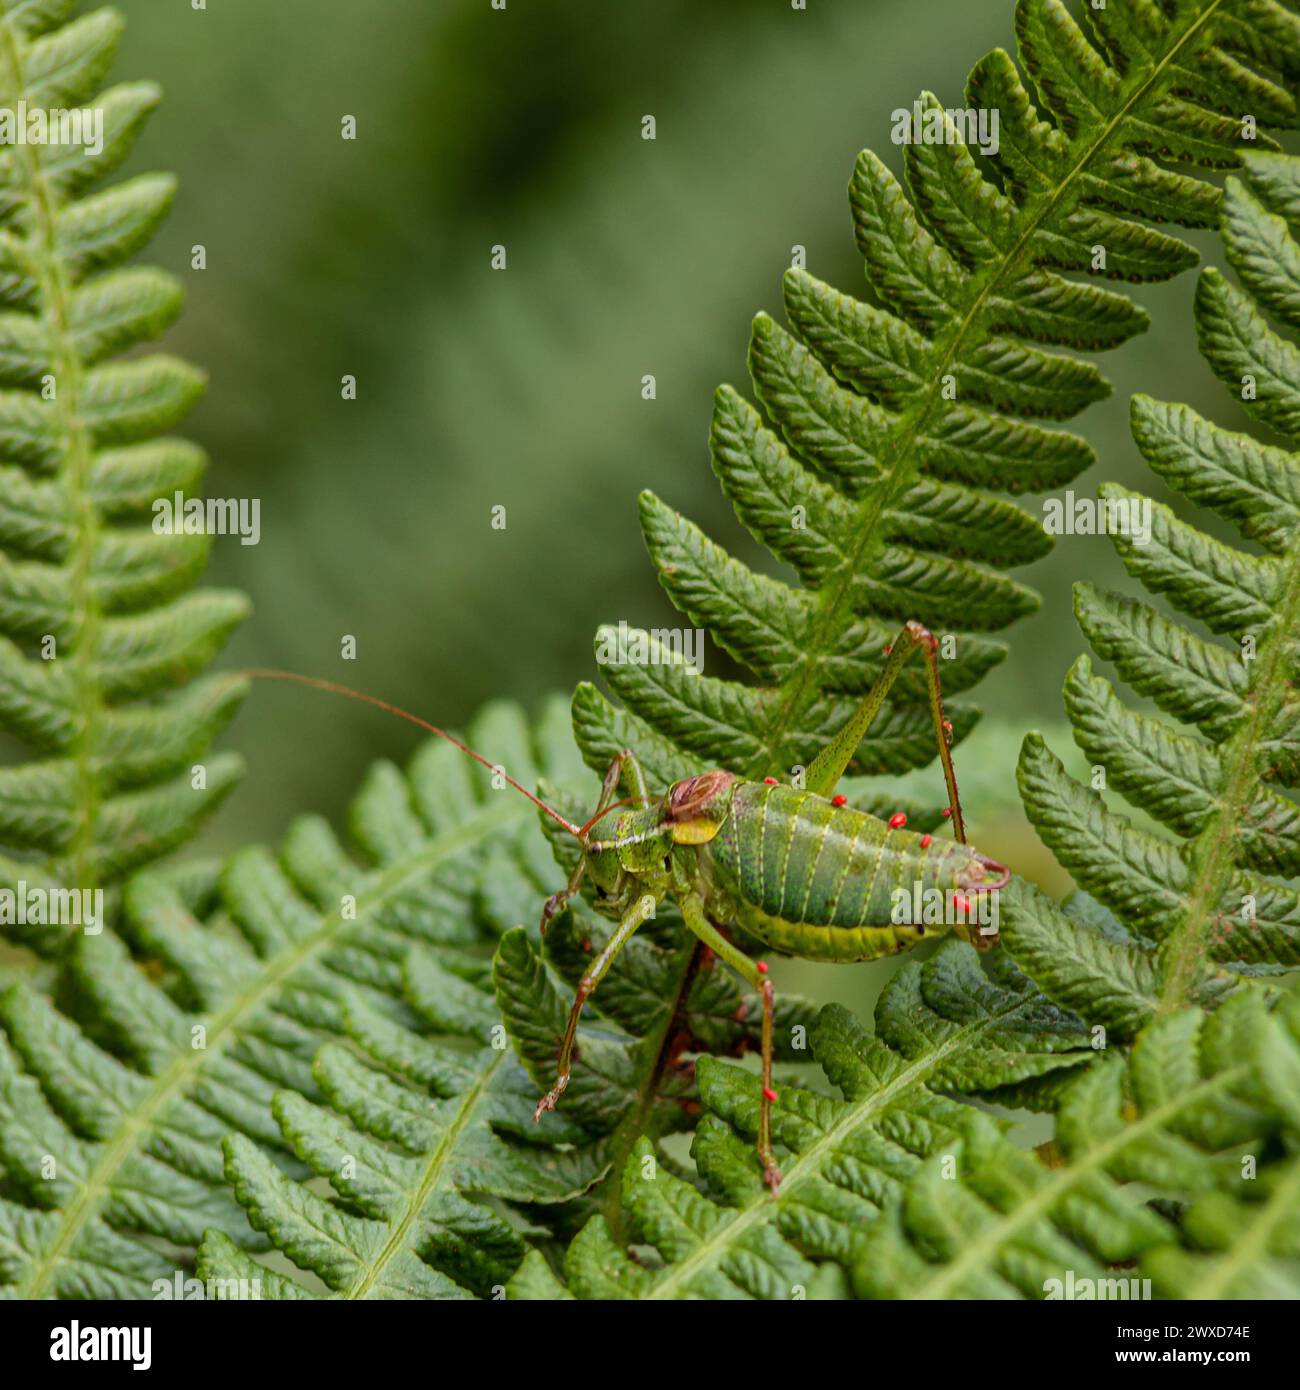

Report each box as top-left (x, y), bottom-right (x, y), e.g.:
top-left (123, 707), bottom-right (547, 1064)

top-left (247, 620), bottom-right (1008, 1192)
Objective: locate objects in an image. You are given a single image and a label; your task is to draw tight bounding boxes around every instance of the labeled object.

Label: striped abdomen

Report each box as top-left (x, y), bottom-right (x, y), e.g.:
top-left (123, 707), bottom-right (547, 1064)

top-left (700, 781), bottom-right (1007, 961)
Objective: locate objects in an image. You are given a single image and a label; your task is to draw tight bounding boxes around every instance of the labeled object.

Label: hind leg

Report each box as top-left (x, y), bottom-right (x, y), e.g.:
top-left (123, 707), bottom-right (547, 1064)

top-left (803, 620), bottom-right (967, 842)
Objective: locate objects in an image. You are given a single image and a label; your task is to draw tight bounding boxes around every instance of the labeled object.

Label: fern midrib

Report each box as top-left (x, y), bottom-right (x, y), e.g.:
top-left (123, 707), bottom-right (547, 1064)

top-left (747, 0), bottom-right (1225, 778)
top-left (906, 1060), bottom-right (1247, 1299)
top-left (645, 987), bottom-right (1067, 1299)
top-left (0, 16), bottom-right (103, 889)
top-left (1158, 524), bottom-right (1300, 1010)
top-left (344, 1049), bottom-right (502, 1300)
top-left (16, 795), bottom-right (523, 1298)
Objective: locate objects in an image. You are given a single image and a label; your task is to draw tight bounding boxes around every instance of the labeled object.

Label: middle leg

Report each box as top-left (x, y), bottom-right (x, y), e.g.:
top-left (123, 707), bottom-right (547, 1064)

top-left (533, 888), bottom-right (660, 1121)
top-left (679, 892), bottom-right (781, 1194)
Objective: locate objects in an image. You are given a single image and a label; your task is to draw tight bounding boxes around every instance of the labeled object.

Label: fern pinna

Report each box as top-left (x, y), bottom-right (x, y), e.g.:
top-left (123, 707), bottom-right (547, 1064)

top-left (548, 0), bottom-right (1300, 1216)
top-left (1006, 149), bottom-right (1300, 1036)
top-left (0, 0), bottom-right (248, 953)
top-left (0, 700), bottom-right (589, 1298)
top-left (855, 987), bottom-right (1300, 1300)
top-left (507, 941), bottom-right (1092, 1300)
top-left (197, 964), bottom-right (601, 1301)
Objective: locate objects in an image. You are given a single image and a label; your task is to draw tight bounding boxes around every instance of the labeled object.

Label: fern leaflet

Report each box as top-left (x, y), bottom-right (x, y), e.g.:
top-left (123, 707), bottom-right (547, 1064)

top-left (507, 941), bottom-right (1092, 1298)
top-left (0, 0), bottom-right (254, 945)
top-left (1007, 149), bottom-right (1300, 1033)
top-left (580, 0), bottom-right (1300, 795)
top-left (197, 971), bottom-right (600, 1300)
top-left (0, 699), bottom-right (583, 1297)
top-left (853, 987), bottom-right (1300, 1299)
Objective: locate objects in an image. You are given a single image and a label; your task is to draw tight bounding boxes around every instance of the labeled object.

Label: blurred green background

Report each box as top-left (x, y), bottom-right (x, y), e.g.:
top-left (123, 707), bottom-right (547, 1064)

top-left (109, 0), bottom-right (1269, 912)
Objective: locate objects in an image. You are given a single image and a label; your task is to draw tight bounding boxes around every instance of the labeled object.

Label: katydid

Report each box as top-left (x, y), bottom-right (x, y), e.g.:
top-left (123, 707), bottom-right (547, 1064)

top-left (244, 620), bottom-right (1008, 1193)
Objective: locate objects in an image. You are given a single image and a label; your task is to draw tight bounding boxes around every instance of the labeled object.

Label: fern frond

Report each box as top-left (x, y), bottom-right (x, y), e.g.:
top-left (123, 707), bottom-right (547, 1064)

top-left (852, 988), bottom-right (1300, 1299)
top-left (0, 1), bottom-right (250, 949)
top-left (1006, 148), bottom-right (1300, 1033)
top-left (507, 941), bottom-right (1093, 1298)
top-left (195, 972), bottom-right (601, 1300)
top-left (578, 0), bottom-right (1300, 795)
top-left (0, 698), bottom-right (584, 1297)
top-left (1143, 1166), bottom-right (1300, 1298)
top-left (547, 0), bottom-right (1300, 1228)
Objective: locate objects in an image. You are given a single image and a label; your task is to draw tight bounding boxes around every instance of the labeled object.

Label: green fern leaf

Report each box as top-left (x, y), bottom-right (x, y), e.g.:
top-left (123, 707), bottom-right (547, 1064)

top-left (0, 698), bottom-right (585, 1297)
top-left (0, 1), bottom-right (251, 949)
top-left (507, 941), bottom-right (1092, 1298)
top-left (583, 0), bottom-right (1300, 797)
top-left (1142, 1170), bottom-right (1300, 1298)
top-left (196, 975), bottom-right (600, 1300)
top-left (852, 987), bottom-right (1300, 1299)
top-left (542, 1), bottom-right (1300, 1216)
top-left (1007, 148), bottom-right (1300, 1032)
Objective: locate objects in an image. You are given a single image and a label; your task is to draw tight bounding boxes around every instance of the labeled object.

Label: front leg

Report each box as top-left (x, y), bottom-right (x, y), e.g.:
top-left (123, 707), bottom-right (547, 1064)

top-left (540, 747), bottom-right (650, 935)
top-left (539, 855), bottom-right (587, 938)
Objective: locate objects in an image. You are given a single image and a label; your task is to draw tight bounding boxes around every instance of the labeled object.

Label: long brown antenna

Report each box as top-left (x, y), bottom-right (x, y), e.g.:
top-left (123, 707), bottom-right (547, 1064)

top-left (579, 794), bottom-right (650, 838)
top-left (238, 669), bottom-right (585, 838)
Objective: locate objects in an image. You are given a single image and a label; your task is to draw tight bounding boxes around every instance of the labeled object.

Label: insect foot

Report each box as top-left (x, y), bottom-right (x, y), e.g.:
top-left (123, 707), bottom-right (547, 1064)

top-left (538, 891), bottom-right (568, 937)
top-left (959, 853), bottom-right (1010, 891)
top-left (763, 1159), bottom-right (783, 1196)
top-left (953, 853), bottom-right (1007, 951)
top-left (533, 1075), bottom-right (569, 1122)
